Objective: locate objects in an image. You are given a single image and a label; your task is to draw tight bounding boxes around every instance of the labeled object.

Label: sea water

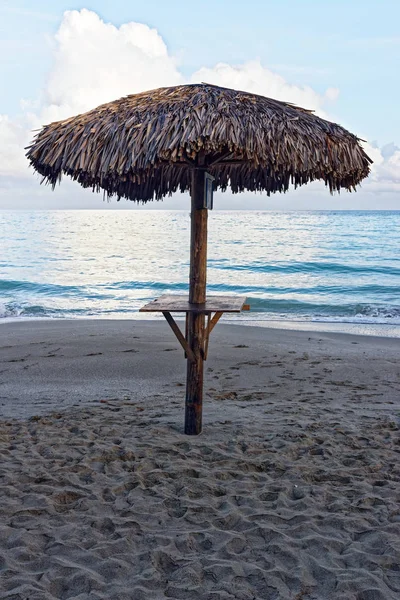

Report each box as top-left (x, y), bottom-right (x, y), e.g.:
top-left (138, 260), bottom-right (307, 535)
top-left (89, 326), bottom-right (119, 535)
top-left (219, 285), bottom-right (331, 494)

top-left (1, 210), bottom-right (399, 337)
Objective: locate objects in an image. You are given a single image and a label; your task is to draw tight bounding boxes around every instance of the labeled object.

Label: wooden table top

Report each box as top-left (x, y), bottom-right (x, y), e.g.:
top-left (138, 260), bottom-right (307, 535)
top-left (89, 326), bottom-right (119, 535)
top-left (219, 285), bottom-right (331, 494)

top-left (139, 294), bottom-right (248, 313)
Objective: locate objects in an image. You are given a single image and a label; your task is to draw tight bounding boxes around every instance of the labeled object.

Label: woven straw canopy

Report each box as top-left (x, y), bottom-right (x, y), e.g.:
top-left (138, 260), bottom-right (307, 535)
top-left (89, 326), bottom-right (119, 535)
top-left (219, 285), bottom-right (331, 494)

top-left (26, 83), bottom-right (372, 202)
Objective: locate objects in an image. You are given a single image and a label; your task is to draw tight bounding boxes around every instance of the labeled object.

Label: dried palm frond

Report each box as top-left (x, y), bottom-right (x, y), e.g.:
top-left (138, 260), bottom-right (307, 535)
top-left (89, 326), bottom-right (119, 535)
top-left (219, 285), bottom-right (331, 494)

top-left (26, 83), bottom-right (372, 202)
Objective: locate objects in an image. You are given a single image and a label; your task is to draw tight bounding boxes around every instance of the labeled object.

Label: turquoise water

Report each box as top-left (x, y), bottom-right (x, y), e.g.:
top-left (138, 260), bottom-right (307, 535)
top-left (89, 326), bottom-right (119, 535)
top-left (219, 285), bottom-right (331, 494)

top-left (1, 210), bottom-right (399, 336)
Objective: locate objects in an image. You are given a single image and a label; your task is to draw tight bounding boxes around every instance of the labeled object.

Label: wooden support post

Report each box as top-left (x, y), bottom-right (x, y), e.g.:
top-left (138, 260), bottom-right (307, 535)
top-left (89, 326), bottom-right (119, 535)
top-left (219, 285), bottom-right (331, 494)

top-left (185, 169), bottom-right (208, 435)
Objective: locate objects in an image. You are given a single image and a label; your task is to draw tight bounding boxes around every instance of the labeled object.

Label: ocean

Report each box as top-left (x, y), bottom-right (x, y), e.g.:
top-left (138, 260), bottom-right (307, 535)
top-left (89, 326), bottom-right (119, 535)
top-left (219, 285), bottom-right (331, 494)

top-left (1, 210), bottom-right (399, 337)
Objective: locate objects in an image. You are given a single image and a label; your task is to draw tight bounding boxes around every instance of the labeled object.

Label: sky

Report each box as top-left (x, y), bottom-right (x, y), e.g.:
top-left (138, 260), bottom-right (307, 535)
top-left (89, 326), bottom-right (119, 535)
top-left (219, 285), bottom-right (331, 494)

top-left (0, 0), bottom-right (399, 210)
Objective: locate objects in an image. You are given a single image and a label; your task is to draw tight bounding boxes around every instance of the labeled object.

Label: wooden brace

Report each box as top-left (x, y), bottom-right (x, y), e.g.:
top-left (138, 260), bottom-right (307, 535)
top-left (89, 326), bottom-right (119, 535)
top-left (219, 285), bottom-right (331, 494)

top-left (162, 310), bottom-right (225, 362)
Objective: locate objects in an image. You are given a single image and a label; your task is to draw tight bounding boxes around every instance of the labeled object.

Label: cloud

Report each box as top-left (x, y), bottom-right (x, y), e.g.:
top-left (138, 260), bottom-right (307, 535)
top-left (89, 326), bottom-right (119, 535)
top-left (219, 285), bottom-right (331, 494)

top-left (0, 8), bottom-right (398, 208)
top-left (361, 141), bottom-right (400, 191)
top-left (374, 151), bottom-right (400, 184)
top-left (0, 8), bottom-right (183, 190)
top-left (380, 142), bottom-right (400, 160)
top-left (190, 60), bottom-right (338, 117)
top-left (0, 114), bottom-right (33, 178)
top-left (42, 9), bottom-right (183, 123)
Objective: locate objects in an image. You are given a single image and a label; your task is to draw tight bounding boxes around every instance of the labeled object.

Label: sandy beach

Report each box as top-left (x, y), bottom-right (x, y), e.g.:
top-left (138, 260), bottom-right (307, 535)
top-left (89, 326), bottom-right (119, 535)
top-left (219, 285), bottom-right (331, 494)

top-left (1, 320), bottom-right (399, 599)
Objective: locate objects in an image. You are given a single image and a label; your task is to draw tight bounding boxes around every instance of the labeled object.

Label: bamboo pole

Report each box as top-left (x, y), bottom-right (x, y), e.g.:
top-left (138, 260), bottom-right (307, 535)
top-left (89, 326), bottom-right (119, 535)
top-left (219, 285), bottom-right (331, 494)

top-left (184, 169), bottom-right (207, 435)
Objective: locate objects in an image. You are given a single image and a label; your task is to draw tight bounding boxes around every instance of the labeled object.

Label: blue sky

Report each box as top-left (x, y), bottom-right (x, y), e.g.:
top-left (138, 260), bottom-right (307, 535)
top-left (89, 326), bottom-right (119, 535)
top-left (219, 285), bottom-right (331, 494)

top-left (0, 0), bottom-right (399, 209)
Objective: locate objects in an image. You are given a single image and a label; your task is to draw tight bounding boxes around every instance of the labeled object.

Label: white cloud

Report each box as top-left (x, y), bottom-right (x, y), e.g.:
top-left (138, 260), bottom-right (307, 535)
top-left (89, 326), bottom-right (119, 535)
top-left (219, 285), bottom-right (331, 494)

top-left (190, 60), bottom-right (338, 117)
top-left (42, 8), bottom-right (183, 123)
top-left (0, 8), bottom-right (399, 208)
top-left (361, 141), bottom-right (400, 192)
top-left (374, 151), bottom-right (400, 184)
top-left (0, 8), bottom-right (183, 190)
top-left (0, 114), bottom-right (33, 178)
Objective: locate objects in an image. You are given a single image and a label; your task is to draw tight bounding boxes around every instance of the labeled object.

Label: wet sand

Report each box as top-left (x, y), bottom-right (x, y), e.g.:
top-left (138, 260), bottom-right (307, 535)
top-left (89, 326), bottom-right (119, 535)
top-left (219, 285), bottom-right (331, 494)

top-left (1, 320), bottom-right (399, 599)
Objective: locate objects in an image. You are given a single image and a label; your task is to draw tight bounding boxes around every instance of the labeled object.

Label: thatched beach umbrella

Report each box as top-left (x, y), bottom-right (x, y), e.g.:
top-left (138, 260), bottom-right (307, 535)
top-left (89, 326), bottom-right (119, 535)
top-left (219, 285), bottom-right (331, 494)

top-left (26, 83), bottom-right (372, 435)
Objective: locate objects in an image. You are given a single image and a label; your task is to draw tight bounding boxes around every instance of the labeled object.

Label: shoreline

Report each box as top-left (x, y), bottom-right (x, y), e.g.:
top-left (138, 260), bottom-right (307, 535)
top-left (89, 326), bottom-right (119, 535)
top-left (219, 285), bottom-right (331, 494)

top-left (1, 313), bottom-right (400, 339)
